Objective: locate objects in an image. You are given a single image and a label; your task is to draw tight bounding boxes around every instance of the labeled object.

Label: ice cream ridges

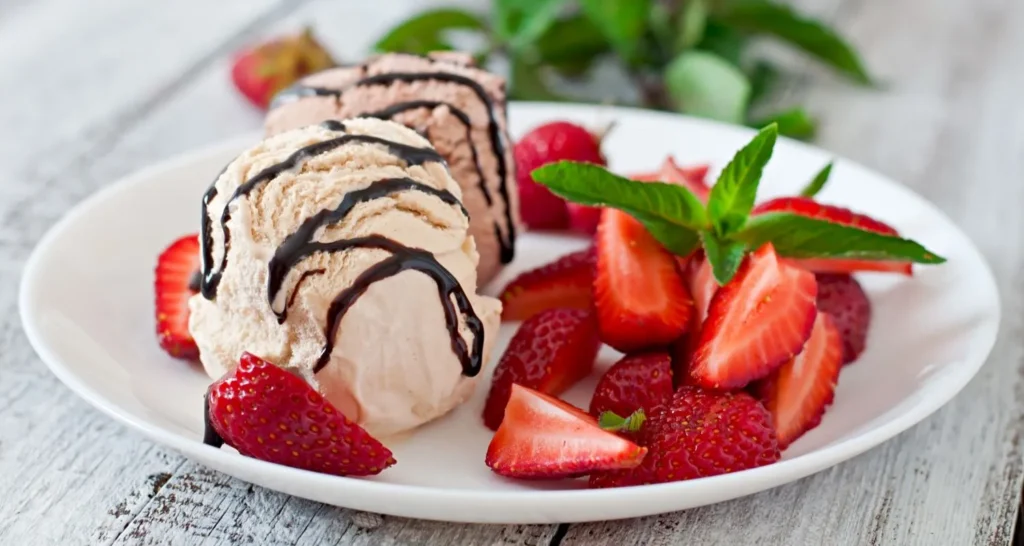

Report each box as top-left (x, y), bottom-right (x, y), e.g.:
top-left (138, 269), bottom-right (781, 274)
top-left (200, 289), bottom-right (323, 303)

top-left (265, 52), bottom-right (519, 285)
top-left (189, 118), bottom-right (501, 437)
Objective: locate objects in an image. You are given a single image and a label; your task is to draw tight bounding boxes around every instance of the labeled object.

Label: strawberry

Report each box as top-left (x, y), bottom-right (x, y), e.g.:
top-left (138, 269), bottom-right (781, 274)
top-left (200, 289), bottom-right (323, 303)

top-left (589, 352), bottom-right (674, 418)
top-left (206, 352), bottom-right (395, 476)
top-left (689, 243), bottom-right (817, 389)
top-left (567, 203), bottom-right (604, 235)
top-left (594, 208), bottom-right (693, 353)
top-left (758, 312), bottom-right (842, 449)
top-left (753, 197), bottom-right (912, 275)
top-left (515, 121), bottom-right (607, 231)
top-left (483, 308), bottom-right (601, 430)
top-left (631, 157), bottom-right (711, 202)
top-left (155, 234), bottom-right (201, 360)
top-left (590, 386), bottom-right (779, 487)
top-left (231, 28), bottom-right (336, 109)
top-left (815, 273), bottom-right (871, 364)
top-left (486, 385), bottom-right (647, 479)
top-left (671, 254), bottom-right (718, 382)
top-left (498, 248), bottom-right (595, 322)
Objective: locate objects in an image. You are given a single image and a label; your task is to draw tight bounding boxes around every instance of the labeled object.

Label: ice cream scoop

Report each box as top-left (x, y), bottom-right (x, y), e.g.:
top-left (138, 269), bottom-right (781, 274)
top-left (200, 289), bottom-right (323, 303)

top-left (264, 52), bottom-right (519, 285)
top-left (189, 118), bottom-right (501, 437)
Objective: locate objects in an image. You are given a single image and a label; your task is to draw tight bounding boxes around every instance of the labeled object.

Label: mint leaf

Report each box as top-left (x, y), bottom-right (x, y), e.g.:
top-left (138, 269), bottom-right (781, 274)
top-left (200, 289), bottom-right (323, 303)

top-left (496, 0), bottom-right (567, 51)
top-left (665, 51), bottom-right (751, 123)
top-left (598, 409), bottom-right (647, 433)
top-left (701, 231), bottom-right (747, 284)
top-left (509, 56), bottom-right (569, 102)
top-left (536, 16), bottom-right (610, 77)
top-left (751, 108), bottom-right (816, 140)
top-left (799, 162), bottom-right (833, 197)
top-left (580, 0), bottom-right (651, 62)
top-left (532, 161), bottom-right (706, 256)
top-left (717, 1), bottom-right (873, 85)
top-left (375, 9), bottom-right (486, 55)
top-left (734, 213), bottom-right (946, 263)
top-left (696, 20), bottom-right (747, 65)
top-left (748, 61), bottom-right (779, 106)
top-left (677, 0), bottom-right (709, 52)
top-left (707, 124), bottom-right (778, 235)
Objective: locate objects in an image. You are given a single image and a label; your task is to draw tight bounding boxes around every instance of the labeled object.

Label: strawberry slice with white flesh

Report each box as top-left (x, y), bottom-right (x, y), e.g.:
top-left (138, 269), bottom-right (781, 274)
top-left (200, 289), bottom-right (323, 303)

top-left (689, 243), bottom-right (818, 389)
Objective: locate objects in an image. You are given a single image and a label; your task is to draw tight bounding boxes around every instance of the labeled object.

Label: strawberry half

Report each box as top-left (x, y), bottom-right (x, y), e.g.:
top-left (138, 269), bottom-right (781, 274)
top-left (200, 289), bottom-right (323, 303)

top-left (689, 243), bottom-right (817, 389)
top-left (753, 197), bottom-right (912, 275)
top-left (231, 28), bottom-right (336, 109)
top-left (589, 352), bottom-right (674, 418)
top-left (499, 248), bottom-right (595, 322)
top-left (758, 312), bottom-right (843, 449)
top-left (486, 385), bottom-right (647, 479)
top-left (590, 386), bottom-right (779, 488)
top-left (671, 254), bottom-right (718, 382)
top-left (594, 209), bottom-right (693, 353)
top-left (815, 273), bottom-right (871, 365)
top-left (207, 352), bottom-right (396, 476)
top-left (155, 234), bottom-right (201, 360)
top-left (631, 157), bottom-right (711, 202)
top-left (483, 308), bottom-right (601, 430)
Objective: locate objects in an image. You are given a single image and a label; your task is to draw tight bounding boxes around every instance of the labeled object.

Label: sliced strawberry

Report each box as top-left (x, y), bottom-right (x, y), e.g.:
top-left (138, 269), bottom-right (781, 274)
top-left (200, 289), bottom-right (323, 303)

top-left (232, 29), bottom-right (336, 110)
top-left (499, 248), bottom-right (595, 321)
top-left (753, 197), bottom-right (912, 275)
top-left (207, 352), bottom-right (396, 476)
top-left (815, 273), bottom-right (871, 364)
top-left (155, 234), bottom-right (201, 360)
top-left (631, 157), bottom-right (711, 202)
top-left (758, 312), bottom-right (842, 449)
top-left (671, 254), bottom-right (719, 382)
top-left (590, 386), bottom-right (779, 488)
top-left (589, 352), bottom-right (674, 418)
top-left (486, 385), bottom-right (647, 479)
top-left (483, 308), bottom-right (601, 430)
top-left (594, 209), bottom-right (692, 353)
top-left (689, 243), bottom-right (817, 389)
top-left (567, 203), bottom-right (604, 235)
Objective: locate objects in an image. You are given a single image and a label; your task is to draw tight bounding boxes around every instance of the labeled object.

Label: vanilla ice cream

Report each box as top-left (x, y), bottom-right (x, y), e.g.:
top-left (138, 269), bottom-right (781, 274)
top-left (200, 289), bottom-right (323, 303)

top-left (264, 52), bottom-right (519, 285)
top-left (189, 118), bottom-right (501, 437)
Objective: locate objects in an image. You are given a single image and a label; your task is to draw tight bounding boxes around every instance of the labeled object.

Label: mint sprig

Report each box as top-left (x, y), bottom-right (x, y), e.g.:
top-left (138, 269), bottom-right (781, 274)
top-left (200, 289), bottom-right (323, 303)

top-left (533, 127), bottom-right (946, 284)
top-left (800, 161), bottom-right (833, 198)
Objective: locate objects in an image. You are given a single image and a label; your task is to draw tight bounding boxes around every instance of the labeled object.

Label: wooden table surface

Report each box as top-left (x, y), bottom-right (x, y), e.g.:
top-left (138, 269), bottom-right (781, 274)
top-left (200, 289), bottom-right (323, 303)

top-left (2, 0), bottom-right (1023, 544)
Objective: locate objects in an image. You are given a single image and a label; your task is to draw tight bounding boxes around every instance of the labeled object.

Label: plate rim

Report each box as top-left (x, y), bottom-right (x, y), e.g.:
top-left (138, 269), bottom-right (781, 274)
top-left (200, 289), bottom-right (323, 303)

top-left (18, 102), bottom-right (1003, 523)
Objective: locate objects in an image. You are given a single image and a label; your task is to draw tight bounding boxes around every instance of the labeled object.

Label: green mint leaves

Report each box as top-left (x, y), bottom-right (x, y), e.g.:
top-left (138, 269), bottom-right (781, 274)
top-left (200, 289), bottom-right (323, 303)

top-left (374, 9), bottom-right (487, 56)
top-left (800, 161), bottom-right (834, 197)
top-left (598, 409), bottom-right (647, 433)
top-left (707, 124), bottom-right (777, 235)
top-left (533, 126), bottom-right (946, 284)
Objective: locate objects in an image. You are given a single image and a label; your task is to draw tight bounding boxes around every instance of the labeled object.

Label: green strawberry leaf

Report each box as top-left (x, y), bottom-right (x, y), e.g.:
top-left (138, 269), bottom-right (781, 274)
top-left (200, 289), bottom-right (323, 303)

top-left (707, 124), bottom-right (778, 235)
top-left (717, 1), bottom-right (873, 85)
top-left (677, 0), bottom-right (709, 52)
top-left (734, 212), bottom-right (946, 263)
top-left (665, 50), bottom-right (751, 123)
top-left (701, 230), bottom-right (747, 284)
top-left (495, 0), bottom-right (567, 51)
top-left (580, 0), bottom-right (651, 62)
top-left (375, 9), bottom-right (486, 55)
top-left (532, 161), bottom-right (706, 256)
top-left (799, 162), bottom-right (834, 197)
top-left (750, 107), bottom-right (816, 140)
top-left (535, 15), bottom-right (611, 78)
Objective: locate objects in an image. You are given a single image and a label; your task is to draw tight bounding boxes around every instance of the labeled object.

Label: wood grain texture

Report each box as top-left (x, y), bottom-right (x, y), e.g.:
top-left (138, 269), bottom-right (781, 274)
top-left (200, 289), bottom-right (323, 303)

top-left (0, 0), bottom-right (1021, 544)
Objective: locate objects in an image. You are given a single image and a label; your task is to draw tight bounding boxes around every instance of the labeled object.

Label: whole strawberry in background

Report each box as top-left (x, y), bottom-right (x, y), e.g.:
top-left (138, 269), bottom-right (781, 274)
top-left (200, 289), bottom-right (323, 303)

top-left (231, 28), bottom-right (336, 109)
top-left (514, 121), bottom-right (607, 231)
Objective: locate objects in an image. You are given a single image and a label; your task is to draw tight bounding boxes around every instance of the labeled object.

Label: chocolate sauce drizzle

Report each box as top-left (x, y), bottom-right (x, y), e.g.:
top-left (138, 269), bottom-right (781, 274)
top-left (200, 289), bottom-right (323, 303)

top-left (272, 69), bottom-right (516, 264)
top-left (267, 177), bottom-right (469, 321)
top-left (198, 121), bottom-right (485, 379)
top-left (199, 121), bottom-right (444, 299)
top-left (303, 235), bottom-right (484, 376)
top-left (202, 392), bottom-right (224, 448)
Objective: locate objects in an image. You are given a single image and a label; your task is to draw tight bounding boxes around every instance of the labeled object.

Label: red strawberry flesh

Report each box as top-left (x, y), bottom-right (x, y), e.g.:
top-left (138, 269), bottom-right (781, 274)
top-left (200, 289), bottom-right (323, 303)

top-left (689, 243), bottom-right (817, 389)
top-left (594, 209), bottom-right (692, 353)
top-left (499, 248), bottom-right (595, 322)
top-left (815, 273), bottom-right (871, 364)
top-left (207, 352), bottom-right (395, 476)
top-left (759, 312), bottom-right (843, 449)
top-left (483, 308), bottom-right (601, 430)
top-left (155, 234), bottom-right (201, 360)
top-left (589, 352), bottom-right (674, 418)
top-left (486, 385), bottom-right (647, 479)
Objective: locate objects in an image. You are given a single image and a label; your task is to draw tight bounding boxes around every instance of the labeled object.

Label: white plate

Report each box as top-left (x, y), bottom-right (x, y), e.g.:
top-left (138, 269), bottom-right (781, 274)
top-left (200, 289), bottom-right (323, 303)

top-left (20, 103), bottom-right (1000, 524)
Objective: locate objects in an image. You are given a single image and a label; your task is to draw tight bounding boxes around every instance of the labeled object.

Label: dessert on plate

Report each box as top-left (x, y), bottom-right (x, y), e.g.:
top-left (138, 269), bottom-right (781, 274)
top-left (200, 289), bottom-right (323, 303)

top-left (152, 49), bottom-right (947, 484)
top-left (265, 52), bottom-right (519, 285)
